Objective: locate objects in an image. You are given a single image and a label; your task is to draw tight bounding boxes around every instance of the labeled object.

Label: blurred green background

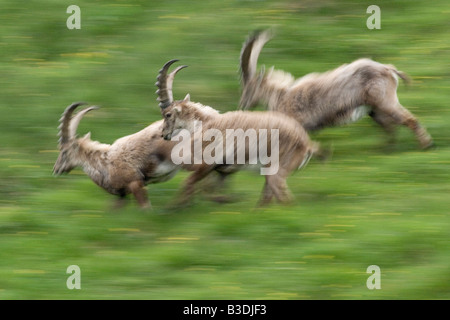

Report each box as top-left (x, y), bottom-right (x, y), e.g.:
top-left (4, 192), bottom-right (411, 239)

top-left (0, 0), bottom-right (449, 299)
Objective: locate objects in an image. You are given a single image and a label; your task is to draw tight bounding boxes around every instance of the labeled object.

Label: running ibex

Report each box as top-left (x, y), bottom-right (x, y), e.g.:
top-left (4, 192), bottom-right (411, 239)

top-left (239, 30), bottom-right (433, 149)
top-left (53, 102), bottom-right (179, 209)
top-left (157, 60), bottom-right (319, 206)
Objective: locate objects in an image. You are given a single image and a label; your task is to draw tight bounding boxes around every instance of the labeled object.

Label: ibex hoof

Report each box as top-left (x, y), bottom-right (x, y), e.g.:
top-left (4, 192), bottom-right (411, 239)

top-left (421, 140), bottom-right (435, 150)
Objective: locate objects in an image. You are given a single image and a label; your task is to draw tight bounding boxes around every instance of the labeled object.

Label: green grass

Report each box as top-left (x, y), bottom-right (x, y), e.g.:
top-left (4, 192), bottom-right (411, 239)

top-left (0, 0), bottom-right (449, 299)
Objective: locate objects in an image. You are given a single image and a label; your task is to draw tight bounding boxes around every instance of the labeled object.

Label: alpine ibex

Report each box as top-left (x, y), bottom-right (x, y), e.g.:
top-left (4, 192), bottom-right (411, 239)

top-left (239, 30), bottom-right (433, 149)
top-left (157, 60), bottom-right (319, 206)
top-left (53, 102), bottom-right (179, 209)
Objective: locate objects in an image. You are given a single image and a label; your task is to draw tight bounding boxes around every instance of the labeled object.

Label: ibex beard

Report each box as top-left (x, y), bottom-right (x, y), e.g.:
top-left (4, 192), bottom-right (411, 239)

top-left (170, 120), bottom-right (280, 175)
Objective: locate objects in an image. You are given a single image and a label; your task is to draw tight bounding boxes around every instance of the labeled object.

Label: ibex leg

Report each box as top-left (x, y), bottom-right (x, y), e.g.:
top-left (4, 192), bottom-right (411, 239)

top-left (129, 180), bottom-right (150, 209)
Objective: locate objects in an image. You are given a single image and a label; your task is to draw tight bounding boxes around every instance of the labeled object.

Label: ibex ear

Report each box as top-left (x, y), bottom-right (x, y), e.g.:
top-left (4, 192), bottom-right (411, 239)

top-left (183, 93), bottom-right (190, 102)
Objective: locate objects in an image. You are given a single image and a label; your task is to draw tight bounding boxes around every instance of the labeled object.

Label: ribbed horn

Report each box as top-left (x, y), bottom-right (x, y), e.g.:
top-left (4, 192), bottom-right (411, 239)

top-left (58, 102), bottom-right (87, 146)
top-left (68, 106), bottom-right (99, 140)
top-left (155, 59), bottom-right (188, 109)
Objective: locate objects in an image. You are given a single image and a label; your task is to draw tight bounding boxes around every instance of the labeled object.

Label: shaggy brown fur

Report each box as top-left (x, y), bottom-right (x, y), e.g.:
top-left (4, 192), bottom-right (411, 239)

top-left (239, 30), bottom-right (433, 149)
top-left (160, 95), bottom-right (318, 206)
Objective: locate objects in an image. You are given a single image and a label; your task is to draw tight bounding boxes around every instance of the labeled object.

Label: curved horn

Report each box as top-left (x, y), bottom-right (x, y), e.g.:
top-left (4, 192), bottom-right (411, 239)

top-left (68, 106), bottom-right (99, 140)
top-left (58, 102), bottom-right (86, 146)
top-left (155, 59), bottom-right (188, 109)
top-left (240, 29), bottom-right (273, 84)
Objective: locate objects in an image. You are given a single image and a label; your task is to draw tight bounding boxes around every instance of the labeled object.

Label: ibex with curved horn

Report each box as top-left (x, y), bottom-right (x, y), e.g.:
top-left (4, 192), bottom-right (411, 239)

top-left (53, 101), bottom-right (179, 209)
top-left (239, 30), bottom-right (433, 149)
top-left (157, 60), bottom-right (320, 206)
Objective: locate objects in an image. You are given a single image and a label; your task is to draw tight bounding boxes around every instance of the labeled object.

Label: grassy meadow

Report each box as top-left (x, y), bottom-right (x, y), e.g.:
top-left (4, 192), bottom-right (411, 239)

top-left (0, 0), bottom-right (449, 299)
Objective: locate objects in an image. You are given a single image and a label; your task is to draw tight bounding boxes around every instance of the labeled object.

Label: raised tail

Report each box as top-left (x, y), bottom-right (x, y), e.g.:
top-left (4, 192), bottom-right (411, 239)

top-left (387, 65), bottom-right (411, 86)
top-left (394, 70), bottom-right (411, 85)
top-left (298, 141), bottom-right (323, 170)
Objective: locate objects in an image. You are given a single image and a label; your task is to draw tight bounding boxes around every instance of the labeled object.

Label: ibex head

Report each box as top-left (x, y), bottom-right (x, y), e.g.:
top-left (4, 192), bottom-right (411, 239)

top-left (239, 29), bottom-right (273, 110)
top-left (53, 102), bottom-right (98, 175)
top-left (156, 59), bottom-right (191, 140)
